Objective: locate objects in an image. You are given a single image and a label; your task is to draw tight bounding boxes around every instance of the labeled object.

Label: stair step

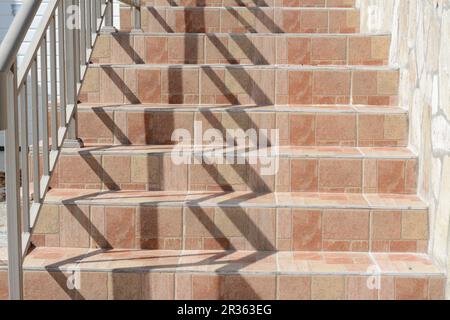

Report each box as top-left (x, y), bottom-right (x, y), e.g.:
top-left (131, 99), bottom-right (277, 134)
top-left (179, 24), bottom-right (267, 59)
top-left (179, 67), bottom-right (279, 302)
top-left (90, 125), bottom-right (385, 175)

top-left (1, 247), bottom-right (444, 299)
top-left (50, 145), bottom-right (417, 194)
top-left (120, 6), bottom-right (360, 34)
top-left (81, 64), bottom-right (399, 106)
top-left (138, 0), bottom-right (356, 8)
top-left (33, 190), bottom-right (428, 252)
top-left (76, 104), bottom-right (408, 147)
top-left (92, 32), bottom-right (390, 66)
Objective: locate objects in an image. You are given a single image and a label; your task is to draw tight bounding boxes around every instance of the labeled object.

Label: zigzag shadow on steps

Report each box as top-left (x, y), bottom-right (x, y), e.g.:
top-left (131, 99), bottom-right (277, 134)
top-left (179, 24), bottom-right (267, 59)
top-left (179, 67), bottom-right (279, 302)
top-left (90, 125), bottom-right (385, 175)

top-left (38, 190), bottom-right (276, 299)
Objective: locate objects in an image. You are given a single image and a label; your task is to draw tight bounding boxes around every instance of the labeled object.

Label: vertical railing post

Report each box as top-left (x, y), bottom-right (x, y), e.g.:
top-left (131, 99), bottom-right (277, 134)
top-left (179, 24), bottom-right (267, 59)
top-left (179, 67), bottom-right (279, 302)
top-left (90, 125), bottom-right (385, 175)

top-left (64, 0), bottom-right (83, 148)
top-left (91, 0), bottom-right (98, 35)
top-left (79, 0), bottom-right (87, 66)
top-left (19, 83), bottom-right (30, 233)
top-left (85, 0), bottom-right (92, 49)
top-left (50, 17), bottom-right (59, 151)
top-left (132, 0), bottom-right (142, 33)
top-left (1, 63), bottom-right (24, 300)
top-left (58, 0), bottom-right (67, 127)
top-left (102, 0), bottom-right (116, 32)
top-left (39, 38), bottom-right (50, 177)
top-left (30, 60), bottom-right (40, 203)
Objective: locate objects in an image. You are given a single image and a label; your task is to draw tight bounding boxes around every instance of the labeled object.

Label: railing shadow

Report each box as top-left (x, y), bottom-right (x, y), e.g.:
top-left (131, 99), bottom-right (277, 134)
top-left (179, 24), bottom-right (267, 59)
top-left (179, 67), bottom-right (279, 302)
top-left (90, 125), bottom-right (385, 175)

top-left (37, 1), bottom-right (287, 300)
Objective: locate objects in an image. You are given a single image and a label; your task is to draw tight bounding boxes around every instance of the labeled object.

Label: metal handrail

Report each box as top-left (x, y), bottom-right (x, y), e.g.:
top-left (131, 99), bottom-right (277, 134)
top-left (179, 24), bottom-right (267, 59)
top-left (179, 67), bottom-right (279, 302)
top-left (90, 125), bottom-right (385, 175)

top-left (0, 0), bottom-right (142, 300)
top-left (0, 1), bottom-right (42, 74)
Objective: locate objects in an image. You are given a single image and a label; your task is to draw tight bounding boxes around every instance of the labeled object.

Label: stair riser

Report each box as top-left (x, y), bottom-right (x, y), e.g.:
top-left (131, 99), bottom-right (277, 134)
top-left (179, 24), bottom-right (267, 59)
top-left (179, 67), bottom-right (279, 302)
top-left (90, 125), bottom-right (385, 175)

top-left (92, 34), bottom-right (390, 66)
top-left (120, 7), bottom-right (360, 33)
top-left (0, 270), bottom-right (443, 300)
top-left (80, 66), bottom-right (399, 106)
top-left (139, 0), bottom-right (356, 7)
top-left (77, 109), bottom-right (408, 147)
top-left (48, 153), bottom-right (417, 194)
top-left (32, 204), bottom-right (428, 253)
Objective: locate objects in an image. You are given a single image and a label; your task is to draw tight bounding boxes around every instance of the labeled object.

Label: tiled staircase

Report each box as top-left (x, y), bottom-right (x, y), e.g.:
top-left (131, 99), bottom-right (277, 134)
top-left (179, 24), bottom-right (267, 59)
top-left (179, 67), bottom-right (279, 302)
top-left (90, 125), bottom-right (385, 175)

top-left (1, 0), bottom-right (445, 300)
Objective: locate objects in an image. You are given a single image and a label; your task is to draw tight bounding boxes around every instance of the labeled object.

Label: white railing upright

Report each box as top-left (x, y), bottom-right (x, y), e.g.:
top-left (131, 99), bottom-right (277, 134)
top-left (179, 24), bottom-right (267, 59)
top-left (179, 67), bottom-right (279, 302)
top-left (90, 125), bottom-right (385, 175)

top-left (0, 0), bottom-right (142, 300)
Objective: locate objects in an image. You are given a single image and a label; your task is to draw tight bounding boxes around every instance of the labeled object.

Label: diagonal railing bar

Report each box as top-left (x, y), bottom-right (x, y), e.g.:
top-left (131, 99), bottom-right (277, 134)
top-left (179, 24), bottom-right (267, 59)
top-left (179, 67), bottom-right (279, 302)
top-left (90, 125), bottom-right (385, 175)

top-left (0, 0), bottom-right (142, 300)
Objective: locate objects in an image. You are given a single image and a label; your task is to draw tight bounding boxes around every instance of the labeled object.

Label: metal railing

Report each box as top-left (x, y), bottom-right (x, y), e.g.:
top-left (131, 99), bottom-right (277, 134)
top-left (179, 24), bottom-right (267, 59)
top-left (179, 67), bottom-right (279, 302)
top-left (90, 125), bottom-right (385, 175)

top-left (0, 0), bottom-right (142, 300)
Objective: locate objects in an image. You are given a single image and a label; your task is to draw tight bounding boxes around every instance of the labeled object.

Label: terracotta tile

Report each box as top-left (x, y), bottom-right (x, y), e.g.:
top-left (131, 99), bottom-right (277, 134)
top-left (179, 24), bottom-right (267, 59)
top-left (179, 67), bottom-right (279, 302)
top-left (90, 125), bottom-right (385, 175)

top-left (108, 272), bottom-right (143, 300)
top-left (90, 36), bottom-right (111, 62)
top-left (402, 211), bottom-right (429, 240)
top-left (319, 159), bottom-right (362, 192)
top-left (323, 210), bottom-right (369, 240)
top-left (90, 206), bottom-right (108, 249)
top-left (145, 37), bottom-right (168, 64)
top-left (346, 276), bottom-right (378, 300)
top-left (278, 276), bottom-right (311, 300)
top-left (58, 155), bottom-right (102, 185)
top-left (377, 160), bottom-right (406, 193)
top-left (311, 38), bottom-right (346, 64)
top-left (292, 210), bottom-right (322, 251)
top-left (384, 114), bottom-right (408, 140)
top-left (78, 110), bottom-right (114, 144)
top-left (371, 211), bottom-right (402, 240)
top-left (214, 207), bottom-right (248, 237)
top-left (287, 38), bottom-right (311, 65)
top-left (144, 273), bottom-right (175, 300)
top-left (290, 114), bottom-right (316, 146)
top-left (137, 69), bottom-right (162, 103)
top-left (175, 273), bottom-right (193, 300)
top-left (379, 276), bottom-right (395, 300)
top-left (352, 71), bottom-right (377, 95)
top-left (311, 276), bottom-right (345, 300)
top-left (137, 207), bottom-right (183, 238)
top-left (192, 275), bottom-right (221, 300)
top-left (291, 159), bottom-right (318, 192)
top-left (110, 34), bottom-right (135, 64)
top-left (0, 271), bottom-right (8, 300)
top-left (428, 278), bottom-right (446, 300)
top-left (246, 208), bottom-right (276, 251)
top-left (184, 207), bottom-right (216, 238)
top-left (313, 71), bottom-right (350, 103)
top-left (34, 205), bottom-right (59, 234)
top-left (105, 207), bottom-right (136, 248)
top-left (161, 156), bottom-right (189, 191)
top-left (395, 278), bottom-right (428, 300)
top-left (316, 114), bottom-right (356, 146)
top-left (24, 271), bottom-right (74, 300)
top-left (130, 155), bottom-right (160, 186)
top-left (60, 205), bottom-right (90, 248)
top-left (168, 36), bottom-right (204, 64)
top-left (288, 71), bottom-right (312, 104)
top-left (124, 112), bottom-right (149, 144)
top-left (99, 67), bottom-right (124, 104)
top-left (377, 71), bottom-right (399, 95)
top-left (76, 272), bottom-right (108, 300)
top-left (220, 275), bottom-right (276, 300)
top-left (102, 156), bottom-right (131, 189)
top-left (299, 10), bottom-right (328, 33)
top-left (329, 10), bottom-right (359, 33)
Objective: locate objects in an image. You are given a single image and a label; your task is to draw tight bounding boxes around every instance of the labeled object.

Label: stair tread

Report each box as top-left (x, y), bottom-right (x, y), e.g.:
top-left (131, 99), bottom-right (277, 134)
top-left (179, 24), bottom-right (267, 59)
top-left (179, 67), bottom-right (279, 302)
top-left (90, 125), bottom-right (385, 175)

top-left (89, 63), bottom-right (398, 71)
top-left (44, 189), bottom-right (427, 210)
top-left (63, 144), bottom-right (416, 159)
top-left (102, 31), bottom-right (390, 37)
top-left (142, 6), bottom-right (358, 10)
top-left (7, 247), bottom-right (443, 276)
top-left (78, 104), bottom-right (408, 114)
top-left (132, 0), bottom-right (356, 9)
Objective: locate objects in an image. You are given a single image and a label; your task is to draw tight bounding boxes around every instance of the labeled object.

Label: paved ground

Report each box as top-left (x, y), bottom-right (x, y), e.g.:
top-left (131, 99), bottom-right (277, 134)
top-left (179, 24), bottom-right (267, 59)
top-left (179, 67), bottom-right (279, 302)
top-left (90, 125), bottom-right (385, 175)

top-left (0, 202), bottom-right (6, 247)
top-left (0, 151), bottom-right (4, 171)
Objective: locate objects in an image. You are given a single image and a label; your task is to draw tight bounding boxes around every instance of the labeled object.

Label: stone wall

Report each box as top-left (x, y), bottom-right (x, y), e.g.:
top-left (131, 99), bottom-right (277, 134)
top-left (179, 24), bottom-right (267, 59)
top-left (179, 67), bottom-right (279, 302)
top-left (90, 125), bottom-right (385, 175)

top-left (358, 0), bottom-right (450, 298)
